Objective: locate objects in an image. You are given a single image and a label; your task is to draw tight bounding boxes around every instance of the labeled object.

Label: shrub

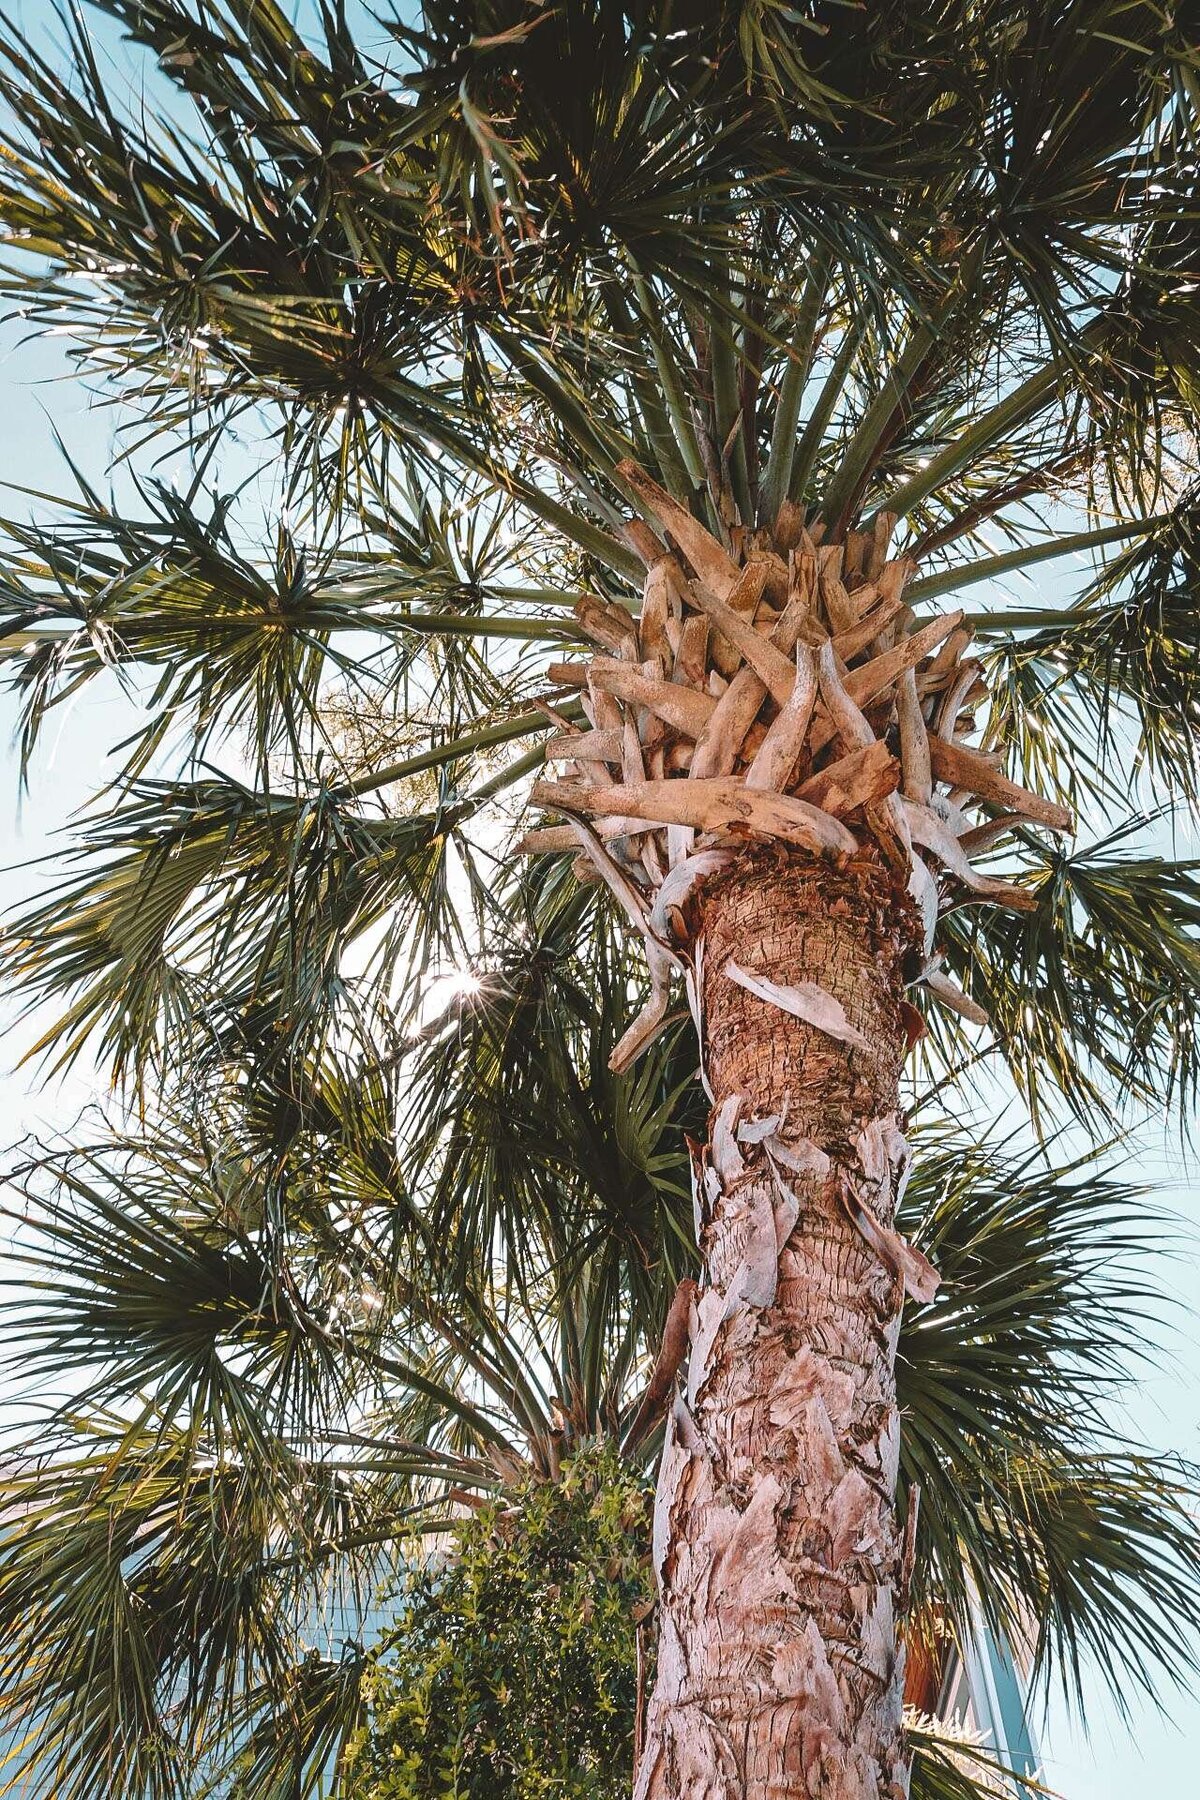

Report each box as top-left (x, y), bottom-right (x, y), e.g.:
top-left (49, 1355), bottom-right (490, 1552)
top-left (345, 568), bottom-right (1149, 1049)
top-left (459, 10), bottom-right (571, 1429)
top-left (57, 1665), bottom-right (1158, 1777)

top-left (346, 1445), bottom-right (653, 1799)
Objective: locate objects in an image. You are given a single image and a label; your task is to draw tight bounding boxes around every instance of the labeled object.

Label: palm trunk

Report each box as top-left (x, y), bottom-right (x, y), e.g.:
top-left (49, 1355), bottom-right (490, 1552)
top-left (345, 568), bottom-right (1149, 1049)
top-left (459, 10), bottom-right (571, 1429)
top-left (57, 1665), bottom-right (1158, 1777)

top-left (636, 845), bottom-right (919, 1800)
top-left (525, 460), bottom-right (1057, 1795)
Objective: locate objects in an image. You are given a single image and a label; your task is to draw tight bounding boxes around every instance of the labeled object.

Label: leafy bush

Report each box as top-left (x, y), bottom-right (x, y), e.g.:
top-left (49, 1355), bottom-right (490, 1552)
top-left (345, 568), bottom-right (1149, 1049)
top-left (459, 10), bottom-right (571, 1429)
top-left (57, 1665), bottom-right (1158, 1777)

top-left (346, 1446), bottom-right (653, 1799)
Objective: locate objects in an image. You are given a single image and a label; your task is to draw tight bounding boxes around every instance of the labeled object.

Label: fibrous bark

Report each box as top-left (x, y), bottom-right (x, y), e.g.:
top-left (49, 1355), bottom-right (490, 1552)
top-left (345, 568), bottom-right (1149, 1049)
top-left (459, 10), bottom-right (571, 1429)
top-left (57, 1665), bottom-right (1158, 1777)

top-left (522, 459), bottom-right (1069, 1799)
top-left (635, 847), bottom-right (919, 1799)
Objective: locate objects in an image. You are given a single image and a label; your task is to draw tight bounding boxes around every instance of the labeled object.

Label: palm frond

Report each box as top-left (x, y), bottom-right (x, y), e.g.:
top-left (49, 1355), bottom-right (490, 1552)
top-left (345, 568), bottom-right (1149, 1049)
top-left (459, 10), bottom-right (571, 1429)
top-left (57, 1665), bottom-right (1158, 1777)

top-left (1, 5), bottom-right (1199, 1790)
top-left (2, 1047), bottom-right (1197, 1786)
top-left (982, 491), bottom-right (1200, 806)
top-left (0, 1424), bottom-right (376, 1800)
top-left (908, 1719), bottom-right (1051, 1800)
top-left (2, 1), bottom-right (1194, 554)
top-left (396, 855), bottom-right (701, 1321)
top-left (898, 1127), bottom-right (1200, 1711)
top-left (938, 823), bottom-right (1200, 1126)
top-left (0, 460), bottom-right (578, 785)
top-left (210, 1649), bottom-right (369, 1800)
top-left (0, 770), bottom-right (483, 1081)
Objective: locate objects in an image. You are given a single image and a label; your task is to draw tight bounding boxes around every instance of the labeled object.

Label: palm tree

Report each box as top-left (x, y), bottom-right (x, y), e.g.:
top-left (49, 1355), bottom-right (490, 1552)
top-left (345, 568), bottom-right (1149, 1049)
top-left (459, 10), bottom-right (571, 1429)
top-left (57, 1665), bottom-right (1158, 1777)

top-left (0, 2), bottom-right (1199, 1795)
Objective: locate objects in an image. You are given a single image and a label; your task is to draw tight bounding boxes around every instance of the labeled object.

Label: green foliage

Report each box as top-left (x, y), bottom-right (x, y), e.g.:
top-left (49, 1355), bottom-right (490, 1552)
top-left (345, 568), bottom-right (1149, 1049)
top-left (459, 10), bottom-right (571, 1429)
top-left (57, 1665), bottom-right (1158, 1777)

top-left (341, 1451), bottom-right (1039, 1800)
top-left (906, 1725), bottom-right (1052, 1800)
top-left (897, 1128), bottom-right (1200, 1704)
top-left (345, 1446), bottom-right (652, 1800)
top-left (2, 1010), bottom-right (1197, 1798)
top-left (982, 491), bottom-right (1200, 806)
top-left (398, 857), bottom-right (704, 1316)
top-left (938, 825), bottom-right (1200, 1126)
top-left (0, 774), bottom-right (465, 1084)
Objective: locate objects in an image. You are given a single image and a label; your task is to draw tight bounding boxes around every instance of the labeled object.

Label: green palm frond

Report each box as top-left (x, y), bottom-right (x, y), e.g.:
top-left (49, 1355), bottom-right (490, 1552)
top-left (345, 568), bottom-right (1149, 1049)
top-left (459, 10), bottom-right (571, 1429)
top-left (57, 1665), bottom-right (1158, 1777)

top-left (3, 1083), bottom-right (1196, 1788)
top-left (908, 1722), bottom-right (1053, 1800)
top-left (980, 492), bottom-right (1200, 805)
top-left (207, 1649), bottom-right (369, 1800)
top-left (5, 983), bottom-right (1197, 1769)
top-left (2, 2), bottom-right (1196, 539)
top-left (0, 458), bottom-right (577, 784)
top-left (0, 1051), bottom-right (666, 1798)
top-left (0, 770), bottom-right (480, 1080)
top-left (2, 1129), bottom-right (353, 1449)
top-left (898, 1127), bottom-right (1200, 1709)
top-left (936, 824), bottom-right (1200, 1126)
top-left (399, 860), bottom-right (701, 1317)
top-left (0, 1423), bottom-right (376, 1800)
top-left (1, 1), bottom-right (1198, 866)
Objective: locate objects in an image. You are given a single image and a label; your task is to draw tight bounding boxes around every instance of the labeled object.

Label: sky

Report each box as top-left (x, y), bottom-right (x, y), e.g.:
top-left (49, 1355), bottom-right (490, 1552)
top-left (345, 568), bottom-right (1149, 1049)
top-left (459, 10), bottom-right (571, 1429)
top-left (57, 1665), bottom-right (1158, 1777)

top-left (0, 3), bottom-right (1197, 1795)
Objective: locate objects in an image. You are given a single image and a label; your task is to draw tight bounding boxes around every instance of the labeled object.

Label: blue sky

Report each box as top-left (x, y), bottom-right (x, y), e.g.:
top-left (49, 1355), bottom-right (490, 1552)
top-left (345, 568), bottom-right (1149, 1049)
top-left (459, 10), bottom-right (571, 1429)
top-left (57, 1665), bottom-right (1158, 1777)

top-left (0, 4), bottom-right (1197, 1793)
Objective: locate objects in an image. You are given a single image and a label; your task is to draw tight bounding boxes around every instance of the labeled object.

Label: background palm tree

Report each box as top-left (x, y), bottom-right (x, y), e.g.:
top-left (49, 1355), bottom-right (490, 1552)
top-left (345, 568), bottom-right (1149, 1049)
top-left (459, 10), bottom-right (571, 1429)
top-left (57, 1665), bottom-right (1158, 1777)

top-left (0, 2), bottom-right (1198, 1796)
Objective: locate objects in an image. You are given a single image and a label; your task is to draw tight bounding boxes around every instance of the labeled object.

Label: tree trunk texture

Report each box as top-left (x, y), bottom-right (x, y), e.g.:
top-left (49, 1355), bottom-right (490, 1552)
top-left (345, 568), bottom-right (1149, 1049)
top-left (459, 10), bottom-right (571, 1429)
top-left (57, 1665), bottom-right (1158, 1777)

top-left (636, 844), bottom-right (919, 1800)
top-left (523, 457), bottom-right (1060, 1793)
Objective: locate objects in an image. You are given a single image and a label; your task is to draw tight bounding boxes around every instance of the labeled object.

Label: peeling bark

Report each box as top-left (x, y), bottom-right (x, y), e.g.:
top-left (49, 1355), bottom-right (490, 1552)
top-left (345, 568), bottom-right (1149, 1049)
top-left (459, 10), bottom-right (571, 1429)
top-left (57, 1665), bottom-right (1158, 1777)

top-left (636, 847), bottom-right (920, 1800)
top-left (524, 461), bottom-right (1070, 1796)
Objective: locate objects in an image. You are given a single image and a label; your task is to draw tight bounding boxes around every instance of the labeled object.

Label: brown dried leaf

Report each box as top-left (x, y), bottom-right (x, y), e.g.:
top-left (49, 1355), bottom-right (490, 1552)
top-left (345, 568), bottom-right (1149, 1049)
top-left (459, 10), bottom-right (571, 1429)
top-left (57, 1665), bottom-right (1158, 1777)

top-left (839, 1178), bottom-right (941, 1303)
top-left (617, 458), bottom-right (741, 600)
top-left (899, 998), bottom-right (926, 1050)
top-left (545, 728), bottom-right (623, 764)
top-left (907, 851), bottom-right (940, 954)
top-left (808, 611), bottom-right (965, 756)
top-left (795, 740), bottom-right (898, 815)
top-left (736, 1111), bottom-right (784, 1146)
top-left (574, 594), bottom-right (638, 653)
top-left (687, 1286), bottom-right (728, 1409)
top-left (897, 665), bottom-right (932, 802)
top-left (902, 799), bottom-right (1037, 910)
top-left (764, 1136), bottom-right (832, 1182)
top-left (770, 1170), bottom-right (800, 1252)
top-left (650, 1399), bottom-right (692, 1582)
top-left (673, 611), bottom-right (710, 688)
top-left (649, 847), bottom-right (732, 942)
top-left (957, 811), bottom-right (1033, 855)
top-left (923, 967), bottom-right (990, 1027)
top-left (690, 664), bottom-right (769, 780)
top-left (745, 643), bottom-right (818, 793)
top-left (609, 987), bottom-right (673, 1073)
top-left (588, 658), bottom-right (715, 739)
top-left (832, 595), bottom-right (906, 662)
top-left (927, 734), bottom-right (1073, 831)
top-left (691, 566), bottom-right (795, 703)
top-left (639, 560), bottom-right (674, 664)
top-left (622, 1277), bottom-right (700, 1453)
top-left (711, 1094), bottom-right (746, 1185)
top-left (856, 1117), bottom-right (892, 1190)
top-left (818, 637), bottom-right (878, 753)
top-left (734, 1186), bottom-right (783, 1310)
top-left (867, 513), bottom-right (898, 581)
top-left (622, 515), bottom-right (668, 568)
